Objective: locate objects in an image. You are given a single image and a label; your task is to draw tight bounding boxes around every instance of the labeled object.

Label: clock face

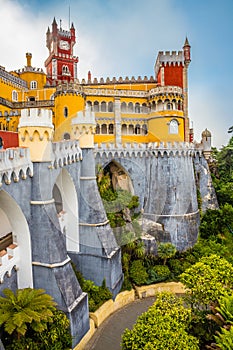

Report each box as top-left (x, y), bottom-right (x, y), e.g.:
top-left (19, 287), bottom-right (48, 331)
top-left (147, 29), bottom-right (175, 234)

top-left (59, 40), bottom-right (70, 50)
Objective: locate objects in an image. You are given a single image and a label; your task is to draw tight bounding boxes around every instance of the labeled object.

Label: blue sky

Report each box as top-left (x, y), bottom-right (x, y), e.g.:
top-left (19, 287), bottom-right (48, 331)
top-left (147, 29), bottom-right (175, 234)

top-left (0, 0), bottom-right (232, 149)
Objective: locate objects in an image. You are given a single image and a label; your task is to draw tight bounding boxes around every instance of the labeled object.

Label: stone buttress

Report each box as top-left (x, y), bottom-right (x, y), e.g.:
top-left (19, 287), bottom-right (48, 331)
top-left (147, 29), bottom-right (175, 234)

top-left (18, 108), bottom-right (89, 347)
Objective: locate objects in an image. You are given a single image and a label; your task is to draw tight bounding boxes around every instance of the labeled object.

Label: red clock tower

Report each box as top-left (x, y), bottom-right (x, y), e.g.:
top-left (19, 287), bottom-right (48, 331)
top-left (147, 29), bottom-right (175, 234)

top-left (45, 18), bottom-right (79, 85)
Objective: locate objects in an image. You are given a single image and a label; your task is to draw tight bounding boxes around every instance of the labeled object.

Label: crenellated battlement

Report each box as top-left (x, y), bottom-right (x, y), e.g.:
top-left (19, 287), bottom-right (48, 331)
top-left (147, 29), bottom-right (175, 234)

top-left (0, 147), bottom-right (33, 185)
top-left (154, 50), bottom-right (184, 78)
top-left (14, 67), bottom-right (45, 74)
top-left (51, 139), bottom-right (82, 168)
top-left (82, 75), bottom-right (155, 85)
top-left (94, 141), bottom-right (201, 159)
top-left (72, 108), bottom-right (96, 126)
top-left (55, 82), bottom-right (83, 95)
top-left (157, 50), bottom-right (183, 63)
top-left (58, 29), bottom-right (71, 38)
top-left (18, 108), bottom-right (53, 129)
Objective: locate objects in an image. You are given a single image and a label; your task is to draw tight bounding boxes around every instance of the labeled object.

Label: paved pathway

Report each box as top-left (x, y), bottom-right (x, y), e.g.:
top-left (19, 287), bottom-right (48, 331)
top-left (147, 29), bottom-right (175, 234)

top-left (84, 297), bottom-right (156, 350)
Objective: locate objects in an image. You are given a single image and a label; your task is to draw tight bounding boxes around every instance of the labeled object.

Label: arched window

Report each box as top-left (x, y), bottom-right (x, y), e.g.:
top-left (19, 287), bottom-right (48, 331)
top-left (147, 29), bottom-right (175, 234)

top-left (128, 102), bottom-right (134, 112)
top-left (63, 132), bottom-right (70, 140)
top-left (178, 100), bottom-right (181, 110)
top-left (101, 124), bottom-right (107, 134)
top-left (109, 124), bottom-right (114, 134)
top-left (151, 101), bottom-right (156, 111)
top-left (64, 107), bottom-right (68, 118)
top-left (108, 101), bottom-right (114, 112)
top-left (30, 81), bottom-right (37, 89)
top-left (101, 101), bottom-right (107, 112)
top-left (169, 119), bottom-right (179, 134)
top-left (128, 124), bottom-right (134, 134)
top-left (96, 124), bottom-right (100, 134)
top-left (142, 103), bottom-right (147, 113)
top-left (121, 102), bottom-right (127, 112)
top-left (12, 90), bottom-right (18, 102)
top-left (135, 103), bottom-right (140, 113)
top-left (86, 101), bottom-right (92, 110)
top-left (142, 124), bottom-right (148, 135)
top-left (62, 65), bottom-right (70, 75)
top-left (172, 99), bottom-right (177, 110)
top-left (135, 124), bottom-right (141, 134)
top-left (93, 101), bottom-right (99, 112)
top-left (122, 124), bottom-right (127, 134)
top-left (157, 100), bottom-right (163, 111)
top-left (167, 102), bottom-right (173, 110)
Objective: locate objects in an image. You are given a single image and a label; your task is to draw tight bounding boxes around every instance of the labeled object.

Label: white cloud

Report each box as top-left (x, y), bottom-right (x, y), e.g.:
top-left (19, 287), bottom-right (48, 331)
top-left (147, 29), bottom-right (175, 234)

top-left (0, 0), bottom-right (230, 149)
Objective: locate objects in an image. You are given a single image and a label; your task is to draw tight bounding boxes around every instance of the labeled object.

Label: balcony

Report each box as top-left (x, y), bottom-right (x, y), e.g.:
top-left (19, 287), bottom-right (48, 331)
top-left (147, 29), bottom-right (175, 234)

top-left (0, 244), bottom-right (19, 283)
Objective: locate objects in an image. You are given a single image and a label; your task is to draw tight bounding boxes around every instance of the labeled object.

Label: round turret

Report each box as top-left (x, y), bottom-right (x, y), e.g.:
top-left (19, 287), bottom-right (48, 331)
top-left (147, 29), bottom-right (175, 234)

top-left (201, 128), bottom-right (212, 160)
top-left (18, 108), bottom-right (54, 162)
top-left (201, 128), bottom-right (211, 138)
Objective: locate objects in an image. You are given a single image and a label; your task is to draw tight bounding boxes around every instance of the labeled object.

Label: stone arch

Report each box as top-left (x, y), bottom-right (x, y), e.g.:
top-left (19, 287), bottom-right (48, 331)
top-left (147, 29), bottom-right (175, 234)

top-left (101, 101), bottom-right (107, 112)
top-left (108, 101), bottom-right (114, 112)
top-left (53, 168), bottom-right (79, 253)
top-left (102, 160), bottom-right (134, 194)
top-left (121, 102), bottom-right (127, 112)
top-left (93, 101), bottom-right (99, 112)
top-left (0, 190), bottom-right (33, 289)
top-left (101, 124), bottom-right (107, 134)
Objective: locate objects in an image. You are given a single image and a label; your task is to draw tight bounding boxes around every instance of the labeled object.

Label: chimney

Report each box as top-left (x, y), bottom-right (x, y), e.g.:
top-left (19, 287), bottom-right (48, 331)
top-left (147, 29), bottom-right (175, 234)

top-left (26, 52), bottom-right (32, 67)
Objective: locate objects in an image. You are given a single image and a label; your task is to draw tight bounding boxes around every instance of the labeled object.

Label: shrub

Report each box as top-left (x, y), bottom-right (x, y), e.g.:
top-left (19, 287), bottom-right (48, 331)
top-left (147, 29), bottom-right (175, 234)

top-left (129, 260), bottom-right (148, 286)
top-left (147, 265), bottom-right (171, 284)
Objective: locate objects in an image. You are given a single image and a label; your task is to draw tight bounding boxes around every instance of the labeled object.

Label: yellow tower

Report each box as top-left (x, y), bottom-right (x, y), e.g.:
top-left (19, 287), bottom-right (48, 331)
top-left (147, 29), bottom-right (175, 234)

top-left (71, 108), bottom-right (96, 148)
top-left (18, 108), bottom-right (54, 162)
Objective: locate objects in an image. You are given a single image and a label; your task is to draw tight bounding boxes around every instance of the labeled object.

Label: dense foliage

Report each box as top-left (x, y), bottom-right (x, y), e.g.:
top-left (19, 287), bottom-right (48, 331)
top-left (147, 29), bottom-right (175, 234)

top-left (71, 262), bottom-right (112, 312)
top-left (121, 292), bottom-right (199, 350)
top-left (0, 288), bottom-right (72, 349)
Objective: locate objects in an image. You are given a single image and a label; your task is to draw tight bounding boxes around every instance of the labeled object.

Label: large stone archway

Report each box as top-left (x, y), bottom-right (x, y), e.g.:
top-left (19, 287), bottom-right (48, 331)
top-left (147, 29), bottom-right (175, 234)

top-left (102, 160), bottom-right (134, 194)
top-left (53, 168), bottom-right (79, 253)
top-left (0, 190), bottom-right (33, 290)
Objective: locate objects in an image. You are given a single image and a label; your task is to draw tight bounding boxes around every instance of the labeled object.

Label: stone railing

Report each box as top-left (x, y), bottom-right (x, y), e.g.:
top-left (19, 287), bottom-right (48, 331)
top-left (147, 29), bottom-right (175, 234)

top-left (149, 85), bottom-right (183, 98)
top-left (94, 141), bottom-right (200, 159)
top-left (0, 147), bottom-right (33, 185)
top-left (0, 244), bottom-right (19, 283)
top-left (13, 100), bottom-right (54, 109)
top-left (51, 140), bottom-right (82, 168)
top-left (84, 87), bottom-right (147, 98)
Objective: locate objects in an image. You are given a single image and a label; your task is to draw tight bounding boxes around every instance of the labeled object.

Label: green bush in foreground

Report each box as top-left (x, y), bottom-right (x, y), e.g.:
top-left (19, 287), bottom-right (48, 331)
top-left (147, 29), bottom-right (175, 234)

top-left (121, 292), bottom-right (199, 350)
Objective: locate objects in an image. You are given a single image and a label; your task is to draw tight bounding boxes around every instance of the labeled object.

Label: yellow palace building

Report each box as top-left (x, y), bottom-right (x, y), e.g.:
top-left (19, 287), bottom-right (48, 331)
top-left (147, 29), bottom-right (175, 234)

top-left (0, 18), bottom-right (192, 147)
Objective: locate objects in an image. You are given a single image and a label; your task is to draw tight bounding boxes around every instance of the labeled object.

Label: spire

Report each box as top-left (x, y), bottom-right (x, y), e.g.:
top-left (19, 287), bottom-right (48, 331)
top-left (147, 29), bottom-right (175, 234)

top-left (183, 36), bottom-right (190, 48)
top-left (52, 17), bottom-right (57, 26)
top-left (183, 36), bottom-right (191, 65)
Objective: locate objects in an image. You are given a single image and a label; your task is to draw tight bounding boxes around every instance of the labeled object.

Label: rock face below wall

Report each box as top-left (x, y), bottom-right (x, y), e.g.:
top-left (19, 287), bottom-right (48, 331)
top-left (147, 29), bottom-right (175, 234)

top-left (194, 155), bottom-right (219, 211)
top-left (95, 147), bottom-right (218, 252)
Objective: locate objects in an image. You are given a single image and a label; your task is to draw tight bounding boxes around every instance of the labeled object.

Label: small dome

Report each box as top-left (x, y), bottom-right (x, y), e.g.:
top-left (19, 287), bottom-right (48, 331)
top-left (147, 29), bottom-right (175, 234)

top-left (202, 128), bottom-right (211, 138)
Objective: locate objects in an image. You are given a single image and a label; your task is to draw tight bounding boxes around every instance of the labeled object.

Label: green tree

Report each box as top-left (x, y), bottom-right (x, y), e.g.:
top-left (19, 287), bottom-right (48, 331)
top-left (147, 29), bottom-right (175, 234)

top-left (180, 255), bottom-right (233, 309)
top-left (6, 309), bottom-right (72, 350)
top-left (121, 292), bottom-right (199, 350)
top-left (157, 242), bottom-right (177, 265)
top-left (0, 288), bottom-right (56, 340)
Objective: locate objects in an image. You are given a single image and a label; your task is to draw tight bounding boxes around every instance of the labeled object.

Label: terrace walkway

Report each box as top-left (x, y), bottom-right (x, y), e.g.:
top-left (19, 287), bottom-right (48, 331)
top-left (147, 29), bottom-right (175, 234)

top-left (84, 297), bottom-right (155, 350)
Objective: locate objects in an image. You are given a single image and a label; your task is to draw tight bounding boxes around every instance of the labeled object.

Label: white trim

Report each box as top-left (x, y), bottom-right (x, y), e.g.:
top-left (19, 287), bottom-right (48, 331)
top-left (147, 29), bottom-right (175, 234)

top-left (80, 176), bottom-right (97, 180)
top-left (30, 199), bottom-right (55, 205)
top-left (32, 256), bottom-right (71, 268)
top-left (79, 220), bottom-right (109, 227)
